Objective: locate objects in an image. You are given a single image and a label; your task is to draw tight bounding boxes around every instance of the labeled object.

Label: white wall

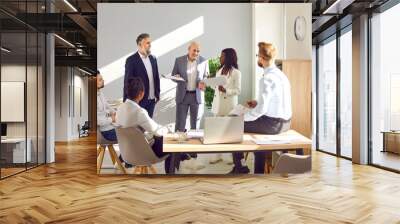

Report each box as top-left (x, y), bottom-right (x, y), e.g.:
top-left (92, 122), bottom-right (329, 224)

top-left (98, 3), bottom-right (311, 128)
top-left (252, 3), bottom-right (312, 98)
top-left (54, 67), bottom-right (89, 141)
top-left (98, 3), bottom-right (252, 126)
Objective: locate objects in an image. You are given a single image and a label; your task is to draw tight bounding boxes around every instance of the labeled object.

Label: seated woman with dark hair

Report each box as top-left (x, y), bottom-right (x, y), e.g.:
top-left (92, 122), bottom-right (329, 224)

top-left (116, 77), bottom-right (172, 173)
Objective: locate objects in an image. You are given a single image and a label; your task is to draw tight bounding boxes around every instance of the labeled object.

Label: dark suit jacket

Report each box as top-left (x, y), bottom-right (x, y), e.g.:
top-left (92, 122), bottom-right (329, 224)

top-left (123, 52), bottom-right (160, 102)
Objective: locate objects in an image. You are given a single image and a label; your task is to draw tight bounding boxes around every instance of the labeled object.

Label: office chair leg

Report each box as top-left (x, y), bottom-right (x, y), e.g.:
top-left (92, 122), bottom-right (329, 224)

top-left (108, 145), bottom-right (126, 174)
top-left (97, 146), bottom-right (105, 174)
top-left (133, 166), bottom-right (141, 174)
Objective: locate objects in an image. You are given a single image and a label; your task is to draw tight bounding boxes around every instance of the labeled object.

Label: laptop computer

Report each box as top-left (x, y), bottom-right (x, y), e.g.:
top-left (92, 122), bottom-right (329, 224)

top-left (202, 116), bottom-right (244, 144)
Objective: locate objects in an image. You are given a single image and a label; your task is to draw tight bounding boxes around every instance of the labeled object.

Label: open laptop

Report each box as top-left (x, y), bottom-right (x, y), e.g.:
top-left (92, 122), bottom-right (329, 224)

top-left (202, 116), bottom-right (244, 144)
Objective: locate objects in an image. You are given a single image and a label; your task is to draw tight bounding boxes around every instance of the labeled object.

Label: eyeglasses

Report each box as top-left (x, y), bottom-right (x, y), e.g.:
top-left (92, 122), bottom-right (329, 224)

top-left (256, 54), bottom-right (266, 59)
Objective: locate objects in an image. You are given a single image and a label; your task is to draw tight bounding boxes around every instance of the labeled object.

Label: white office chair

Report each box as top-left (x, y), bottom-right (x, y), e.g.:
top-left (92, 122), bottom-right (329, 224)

top-left (97, 128), bottom-right (126, 174)
top-left (271, 153), bottom-right (311, 177)
top-left (116, 127), bottom-right (169, 174)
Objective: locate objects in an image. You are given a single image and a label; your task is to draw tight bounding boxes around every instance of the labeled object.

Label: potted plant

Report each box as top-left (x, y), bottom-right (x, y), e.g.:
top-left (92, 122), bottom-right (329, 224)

top-left (204, 57), bottom-right (220, 108)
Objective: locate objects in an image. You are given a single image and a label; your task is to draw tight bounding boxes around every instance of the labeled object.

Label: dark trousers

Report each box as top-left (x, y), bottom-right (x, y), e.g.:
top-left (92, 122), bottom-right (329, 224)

top-left (140, 99), bottom-right (156, 118)
top-left (151, 136), bottom-right (171, 173)
top-left (101, 129), bottom-right (117, 141)
top-left (175, 92), bottom-right (199, 132)
top-left (175, 92), bottom-right (199, 159)
top-left (232, 115), bottom-right (291, 174)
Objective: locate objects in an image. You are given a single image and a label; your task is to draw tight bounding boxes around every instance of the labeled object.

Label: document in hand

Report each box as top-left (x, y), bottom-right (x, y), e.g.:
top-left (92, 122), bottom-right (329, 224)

top-left (203, 76), bottom-right (227, 87)
top-left (162, 73), bottom-right (185, 82)
top-left (229, 104), bottom-right (250, 116)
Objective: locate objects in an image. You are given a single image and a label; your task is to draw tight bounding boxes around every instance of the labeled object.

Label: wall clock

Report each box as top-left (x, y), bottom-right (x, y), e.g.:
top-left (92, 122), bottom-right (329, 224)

top-left (294, 16), bottom-right (306, 41)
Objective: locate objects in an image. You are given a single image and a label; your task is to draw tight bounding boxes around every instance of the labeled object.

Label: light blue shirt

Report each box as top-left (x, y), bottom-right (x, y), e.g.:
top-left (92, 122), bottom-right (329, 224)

top-left (244, 65), bottom-right (292, 121)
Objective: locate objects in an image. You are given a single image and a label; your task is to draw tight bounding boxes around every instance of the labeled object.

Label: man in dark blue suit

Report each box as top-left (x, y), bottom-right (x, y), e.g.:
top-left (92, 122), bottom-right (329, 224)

top-left (123, 33), bottom-right (160, 118)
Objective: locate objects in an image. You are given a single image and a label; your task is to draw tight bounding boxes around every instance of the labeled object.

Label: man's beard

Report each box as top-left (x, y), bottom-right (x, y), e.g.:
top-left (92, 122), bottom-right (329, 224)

top-left (146, 49), bottom-right (151, 55)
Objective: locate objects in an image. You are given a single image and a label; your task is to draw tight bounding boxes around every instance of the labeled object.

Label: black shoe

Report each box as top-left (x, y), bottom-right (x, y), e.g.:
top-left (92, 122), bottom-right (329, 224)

top-left (188, 153), bottom-right (198, 159)
top-left (119, 155), bottom-right (133, 168)
top-left (124, 163), bottom-right (133, 168)
top-left (180, 153), bottom-right (191, 161)
top-left (228, 166), bottom-right (250, 174)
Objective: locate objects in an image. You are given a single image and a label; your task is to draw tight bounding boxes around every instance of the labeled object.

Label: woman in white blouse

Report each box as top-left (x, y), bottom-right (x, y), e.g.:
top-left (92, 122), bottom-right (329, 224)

top-left (209, 48), bottom-right (242, 164)
top-left (211, 48), bottom-right (242, 116)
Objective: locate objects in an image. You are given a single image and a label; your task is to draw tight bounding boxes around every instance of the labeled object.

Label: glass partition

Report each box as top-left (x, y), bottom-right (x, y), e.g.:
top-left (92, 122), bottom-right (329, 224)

top-left (0, 1), bottom-right (46, 179)
top-left (317, 37), bottom-right (337, 155)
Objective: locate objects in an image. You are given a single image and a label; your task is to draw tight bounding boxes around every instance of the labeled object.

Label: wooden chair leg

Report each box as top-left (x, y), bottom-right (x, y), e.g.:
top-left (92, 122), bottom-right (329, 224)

top-left (108, 145), bottom-right (126, 174)
top-left (144, 167), bottom-right (148, 174)
top-left (133, 166), bottom-right (140, 174)
top-left (107, 146), bottom-right (117, 165)
top-left (264, 161), bottom-right (273, 174)
top-left (149, 166), bottom-right (157, 174)
top-left (97, 146), bottom-right (105, 174)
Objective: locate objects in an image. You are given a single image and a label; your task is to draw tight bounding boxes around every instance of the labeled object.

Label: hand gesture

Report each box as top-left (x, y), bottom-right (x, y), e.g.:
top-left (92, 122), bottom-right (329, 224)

top-left (246, 100), bottom-right (258, 108)
top-left (218, 85), bottom-right (226, 93)
top-left (111, 111), bottom-right (116, 123)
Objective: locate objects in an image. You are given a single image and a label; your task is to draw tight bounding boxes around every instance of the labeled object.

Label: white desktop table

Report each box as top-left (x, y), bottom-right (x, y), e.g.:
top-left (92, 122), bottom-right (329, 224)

top-left (1, 137), bottom-right (32, 164)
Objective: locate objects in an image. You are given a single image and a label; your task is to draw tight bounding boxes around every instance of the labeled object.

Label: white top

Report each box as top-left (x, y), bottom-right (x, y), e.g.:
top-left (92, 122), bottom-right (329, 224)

top-left (186, 58), bottom-right (198, 91)
top-left (138, 51), bottom-right (155, 99)
top-left (97, 90), bottom-right (115, 132)
top-left (211, 68), bottom-right (242, 116)
top-left (244, 65), bottom-right (292, 121)
top-left (116, 99), bottom-right (168, 138)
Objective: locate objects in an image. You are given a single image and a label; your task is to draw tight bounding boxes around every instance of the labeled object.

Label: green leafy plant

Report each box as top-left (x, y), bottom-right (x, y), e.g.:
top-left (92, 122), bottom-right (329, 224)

top-left (204, 57), bottom-right (220, 108)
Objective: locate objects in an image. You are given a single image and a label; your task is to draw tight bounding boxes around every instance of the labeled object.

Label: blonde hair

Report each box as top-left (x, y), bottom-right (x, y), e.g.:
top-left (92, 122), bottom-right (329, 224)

top-left (258, 42), bottom-right (277, 62)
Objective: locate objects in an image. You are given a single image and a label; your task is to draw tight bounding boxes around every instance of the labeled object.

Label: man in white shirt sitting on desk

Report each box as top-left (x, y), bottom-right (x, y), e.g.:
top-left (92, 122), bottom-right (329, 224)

top-left (230, 42), bottom-right (292, 174)
top-left (116, 77), bottom-right (172, 174)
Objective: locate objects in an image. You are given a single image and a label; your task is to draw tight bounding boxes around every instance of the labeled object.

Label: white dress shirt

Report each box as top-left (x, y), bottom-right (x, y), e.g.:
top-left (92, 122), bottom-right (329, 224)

top-left (244, 65), bottom-right (292, 121)
top-left (116, 99), bottom-right (168, 140)
top-left (97, 90), bottom-right (115, 132)
top-left (186, 58), bottom-right (198, 91)
top-left (139, 51), bottom-right (155, 100)
top-left (211, 68), bottom-right (242, 116)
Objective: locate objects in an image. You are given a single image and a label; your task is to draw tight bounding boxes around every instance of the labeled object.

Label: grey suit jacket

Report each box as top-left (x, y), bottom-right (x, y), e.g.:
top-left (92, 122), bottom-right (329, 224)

top-left (171, 55), bottom-right (208, 104)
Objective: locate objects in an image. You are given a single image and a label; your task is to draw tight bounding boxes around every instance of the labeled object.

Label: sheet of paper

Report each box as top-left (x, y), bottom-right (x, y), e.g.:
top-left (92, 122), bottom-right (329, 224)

top-left (162, 73), bottom-right (185, 82)
top-left (251, 135), bottom-right (304, 145)
top-left (203, 76), bottom-right (227, 87)
top-left (252, 139), bottom-right (291, 145)
top-left (187, 129), bottom-right (204, 139)
top-left (229, 104), bottom-right (250, 116)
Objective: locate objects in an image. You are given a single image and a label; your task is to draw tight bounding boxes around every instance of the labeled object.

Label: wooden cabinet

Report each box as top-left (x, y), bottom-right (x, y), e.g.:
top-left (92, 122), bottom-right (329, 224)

top-left (279, 60), bottom-right (312, 139)
top-left (382, 132), bottom-right (400, 154)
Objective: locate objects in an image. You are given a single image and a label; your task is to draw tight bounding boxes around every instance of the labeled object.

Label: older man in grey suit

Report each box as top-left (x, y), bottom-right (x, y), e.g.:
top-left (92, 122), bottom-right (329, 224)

top-left (172, 42), bottom-right (208, 132)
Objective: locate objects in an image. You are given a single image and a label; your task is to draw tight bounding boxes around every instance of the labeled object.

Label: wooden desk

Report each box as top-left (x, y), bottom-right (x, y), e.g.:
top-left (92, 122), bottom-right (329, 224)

top-left (163, 130), bottom-right (312, 174)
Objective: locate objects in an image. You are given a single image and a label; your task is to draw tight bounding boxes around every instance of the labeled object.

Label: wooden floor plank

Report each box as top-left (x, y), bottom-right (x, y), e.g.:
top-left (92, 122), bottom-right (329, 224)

top-left (0, 135), bottom-right (400, 223)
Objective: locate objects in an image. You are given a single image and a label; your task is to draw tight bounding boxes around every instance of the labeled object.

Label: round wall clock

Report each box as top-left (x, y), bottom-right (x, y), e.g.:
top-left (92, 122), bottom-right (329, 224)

top-left (294, 16), bottom-right (306, 41)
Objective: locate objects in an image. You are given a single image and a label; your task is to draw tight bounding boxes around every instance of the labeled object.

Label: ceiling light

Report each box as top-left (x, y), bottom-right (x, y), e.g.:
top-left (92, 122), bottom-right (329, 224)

top-left (322, 0), bottom-right (354, 15)
top-left (54, 34), bottom-right (75, 48)
top-left (78, 67), bottom-right (92, 76)
top-left (63, 0), bottom-right (78, 12)
top-left (1, 47), bottom-right (11, 53)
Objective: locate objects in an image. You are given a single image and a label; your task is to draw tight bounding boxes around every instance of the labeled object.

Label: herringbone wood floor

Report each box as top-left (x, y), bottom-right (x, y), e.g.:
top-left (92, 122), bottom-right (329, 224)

top-left (1, 135), bottom-right (400, 224)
